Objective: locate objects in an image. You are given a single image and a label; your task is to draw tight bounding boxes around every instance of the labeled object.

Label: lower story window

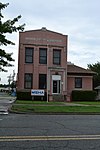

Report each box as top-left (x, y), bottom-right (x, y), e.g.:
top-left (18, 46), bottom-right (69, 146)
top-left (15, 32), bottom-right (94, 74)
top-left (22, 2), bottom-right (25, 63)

top-left (39, 74), bottom-right (47, 89)
top-left (75, 77), bottom-right (82, 88)
top-left (24, 73), bottom-right (33, 89)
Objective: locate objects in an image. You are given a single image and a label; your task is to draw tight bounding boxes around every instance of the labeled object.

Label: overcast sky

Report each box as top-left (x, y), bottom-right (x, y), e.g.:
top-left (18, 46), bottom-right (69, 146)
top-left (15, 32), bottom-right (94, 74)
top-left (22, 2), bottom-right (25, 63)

top-left (1, 0), bottom-right (100, 84)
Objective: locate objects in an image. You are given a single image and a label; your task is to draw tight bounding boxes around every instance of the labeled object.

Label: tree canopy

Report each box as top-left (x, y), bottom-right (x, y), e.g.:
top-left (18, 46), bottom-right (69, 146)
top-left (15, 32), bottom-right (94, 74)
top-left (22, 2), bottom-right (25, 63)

top-left (0, 2), bottom-right (25, 72)
top-left (87, 62), bottom-right (100, 88)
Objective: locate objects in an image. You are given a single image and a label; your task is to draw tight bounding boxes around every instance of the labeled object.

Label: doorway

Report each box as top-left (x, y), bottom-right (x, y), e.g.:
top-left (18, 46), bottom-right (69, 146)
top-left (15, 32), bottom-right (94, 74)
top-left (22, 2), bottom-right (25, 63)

top-left (53, 80), bottom-right (60, 94)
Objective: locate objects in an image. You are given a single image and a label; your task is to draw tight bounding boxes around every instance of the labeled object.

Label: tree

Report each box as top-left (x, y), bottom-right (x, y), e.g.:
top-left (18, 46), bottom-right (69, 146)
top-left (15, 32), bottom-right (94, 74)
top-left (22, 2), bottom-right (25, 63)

top-left (0, 2), bottom-right (25, 72)
top-left (87, 62), bottom-right (100, 88)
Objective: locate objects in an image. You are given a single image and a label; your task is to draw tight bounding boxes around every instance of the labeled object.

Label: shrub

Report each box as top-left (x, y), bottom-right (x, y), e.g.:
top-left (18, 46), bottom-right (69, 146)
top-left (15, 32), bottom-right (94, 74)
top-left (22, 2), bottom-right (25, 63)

top-left (16, 91), bottom-right (32, 100)
top-left (16, 91), bottom-right (47, 101)
top-left (71, 90), bottom-right (97, 101)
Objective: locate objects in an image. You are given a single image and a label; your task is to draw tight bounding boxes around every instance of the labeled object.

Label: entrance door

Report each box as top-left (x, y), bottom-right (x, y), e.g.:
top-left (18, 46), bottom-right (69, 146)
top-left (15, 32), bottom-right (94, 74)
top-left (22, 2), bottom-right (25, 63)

top-left (53, 80), bottom-right (60, 94)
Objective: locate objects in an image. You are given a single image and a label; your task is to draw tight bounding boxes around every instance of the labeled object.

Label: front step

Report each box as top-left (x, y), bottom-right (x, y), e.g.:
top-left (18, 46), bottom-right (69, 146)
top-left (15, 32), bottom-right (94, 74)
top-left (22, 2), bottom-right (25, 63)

top-left (53, 94), bottom-right (64, 102)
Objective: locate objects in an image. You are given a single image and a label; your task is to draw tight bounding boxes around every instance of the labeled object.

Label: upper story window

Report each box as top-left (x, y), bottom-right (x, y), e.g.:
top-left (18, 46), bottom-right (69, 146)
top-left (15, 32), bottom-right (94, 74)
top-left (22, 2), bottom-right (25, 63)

top-left (39, 74), bottom-right (47, 89)
top-left (25, 47), bottom-right (33, 63)
top-left (24, 73), bottom-right (33, 89)
top-left (39, 48), bottom-right (47, 64)
top-left (53, 49), bottom-right (61, 65)
top-left (75, 77), bottom-right (82, 88)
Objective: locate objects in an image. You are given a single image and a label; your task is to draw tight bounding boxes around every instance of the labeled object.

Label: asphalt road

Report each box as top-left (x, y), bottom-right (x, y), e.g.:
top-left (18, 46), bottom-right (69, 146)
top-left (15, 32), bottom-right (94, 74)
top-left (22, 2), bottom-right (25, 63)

top-left (0, 114), bottom-right (100, 150)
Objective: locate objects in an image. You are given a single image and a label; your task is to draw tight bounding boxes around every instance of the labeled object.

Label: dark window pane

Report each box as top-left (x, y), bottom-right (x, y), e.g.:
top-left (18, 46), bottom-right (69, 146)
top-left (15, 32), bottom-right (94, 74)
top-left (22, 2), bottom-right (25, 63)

top-left (24, 73), bottom-right (33, 89)
top-left (53, 49), bottom-right (61, 65)
top-left (25, 47), bottom-right (33, 63)
top-left (39, 74), bottom-right (47, 89)
top-left (54, 58), bottom-right (60, 64)
top-left (26, 50), bottom-right (33, 55)
top-left (40, 50), bottom-right (46, 56)
top-left (75, 77), bottom-right (82, 88)
top-left (40, 57), bottom-right (47, 64)
top-left (25, 56), bottom-right (33, 63)
top-left (39, 48), bottom-right (47, 64)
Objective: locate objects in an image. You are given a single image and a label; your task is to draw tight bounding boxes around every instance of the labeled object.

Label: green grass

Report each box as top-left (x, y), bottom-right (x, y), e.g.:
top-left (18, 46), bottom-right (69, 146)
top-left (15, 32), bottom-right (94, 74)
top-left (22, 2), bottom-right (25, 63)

top-left (11, 100), bottom-right (100, 113)
top-left (15, 100), bottom-right (65, 105)
top-left (15, 100), bottom-right (100, 106)
top-left (73, 101), bottom-right (100, 105)
top-left (11, 104), bottom-right (100, 113)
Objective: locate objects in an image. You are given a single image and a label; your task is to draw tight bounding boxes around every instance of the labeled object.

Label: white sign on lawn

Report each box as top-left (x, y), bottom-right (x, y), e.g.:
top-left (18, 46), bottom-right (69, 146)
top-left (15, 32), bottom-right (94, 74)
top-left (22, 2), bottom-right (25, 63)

top-left (31, 89), bottom-right (44, 96)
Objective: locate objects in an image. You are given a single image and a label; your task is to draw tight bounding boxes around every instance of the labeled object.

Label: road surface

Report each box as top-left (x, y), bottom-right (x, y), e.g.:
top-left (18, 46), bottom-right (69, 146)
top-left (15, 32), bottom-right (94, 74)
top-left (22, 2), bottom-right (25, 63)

top-left (0, 114), bottom-right (100, 149)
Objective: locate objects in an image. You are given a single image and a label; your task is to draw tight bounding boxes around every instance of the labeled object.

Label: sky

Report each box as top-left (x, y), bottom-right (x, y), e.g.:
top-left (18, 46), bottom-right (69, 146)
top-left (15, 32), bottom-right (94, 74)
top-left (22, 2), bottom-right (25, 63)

top-left (0, 0), bottom-right (100, 84)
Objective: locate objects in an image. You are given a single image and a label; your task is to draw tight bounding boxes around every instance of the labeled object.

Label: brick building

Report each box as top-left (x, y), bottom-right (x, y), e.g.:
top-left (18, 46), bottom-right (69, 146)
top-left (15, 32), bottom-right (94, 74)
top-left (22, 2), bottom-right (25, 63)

top-left (17, 27), bottom-right (94, 101)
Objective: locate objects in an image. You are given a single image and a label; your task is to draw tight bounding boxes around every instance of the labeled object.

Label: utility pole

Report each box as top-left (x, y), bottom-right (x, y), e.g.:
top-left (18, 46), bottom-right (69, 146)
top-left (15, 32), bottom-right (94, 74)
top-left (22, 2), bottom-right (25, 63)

top-left (7, 70), bottom-right (15, 93)
top-left (7, 74), bottom-right (12, 93)
top-left (12, 70), bottom-right (15, 92)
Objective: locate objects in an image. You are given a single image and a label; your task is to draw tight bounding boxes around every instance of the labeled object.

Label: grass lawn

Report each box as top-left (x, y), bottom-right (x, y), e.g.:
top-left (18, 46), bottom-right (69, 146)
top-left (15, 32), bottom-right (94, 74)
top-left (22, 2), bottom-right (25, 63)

top-left (11, 100), bottom-right (100, 113)
top-left (15, 100), bottom-right (65, 105)
top-left (73, 101), bottom-right (100, 106)
top-left (15, 100), bottom-right (100, 106)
